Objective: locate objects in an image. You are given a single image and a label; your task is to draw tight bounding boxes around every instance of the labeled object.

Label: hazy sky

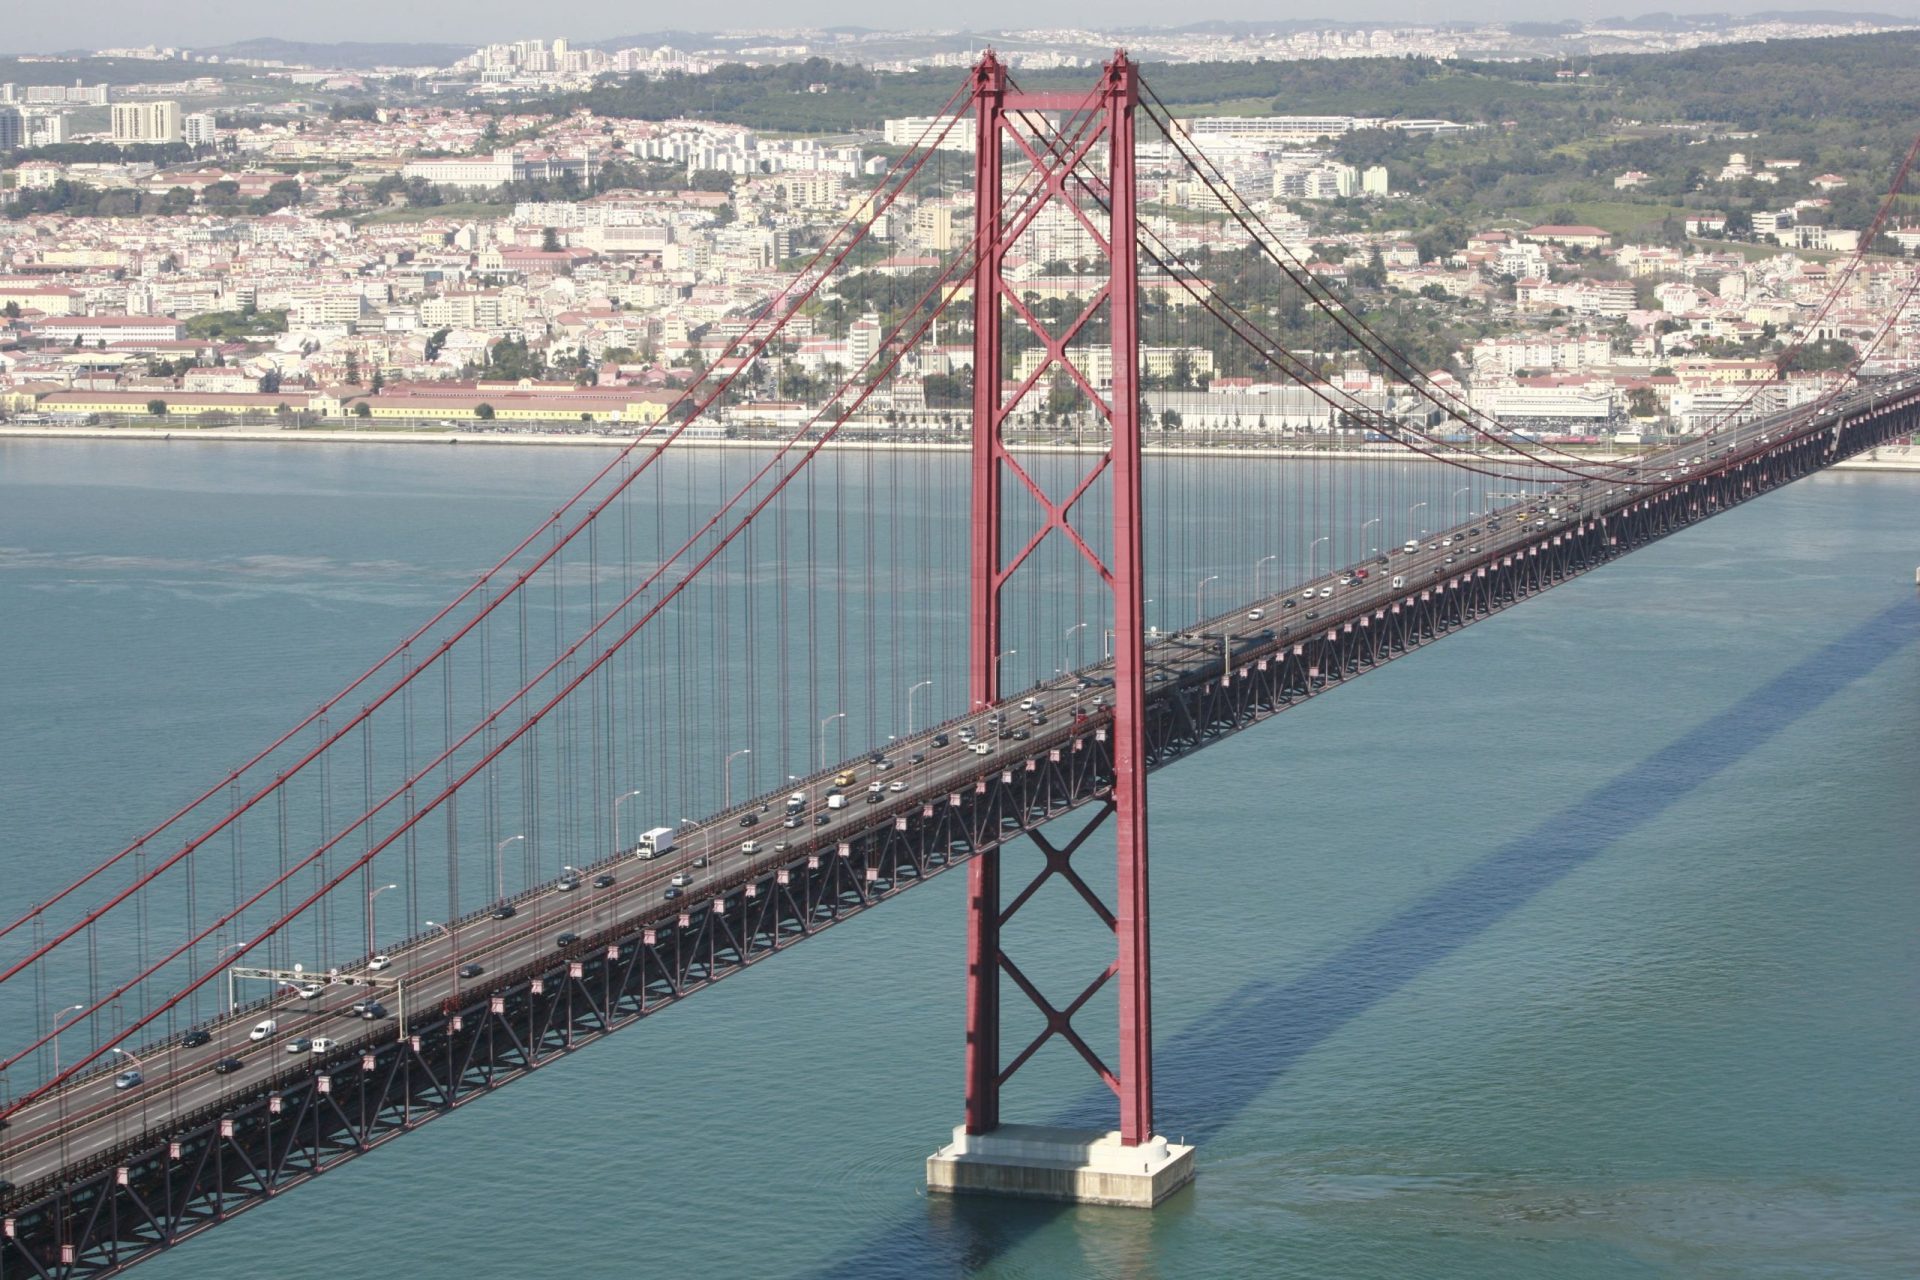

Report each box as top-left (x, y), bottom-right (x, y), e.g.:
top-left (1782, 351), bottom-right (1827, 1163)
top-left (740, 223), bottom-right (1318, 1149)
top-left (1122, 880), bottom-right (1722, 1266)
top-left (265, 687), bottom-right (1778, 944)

top-left (7, 0), bottom-right (1920, 55)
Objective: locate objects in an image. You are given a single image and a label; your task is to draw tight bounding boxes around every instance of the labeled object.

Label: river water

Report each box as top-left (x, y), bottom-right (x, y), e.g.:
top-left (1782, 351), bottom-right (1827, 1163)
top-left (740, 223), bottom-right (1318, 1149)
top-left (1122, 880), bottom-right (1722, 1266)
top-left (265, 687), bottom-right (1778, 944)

top-left (1, 441), bottom-right (1916, 1279)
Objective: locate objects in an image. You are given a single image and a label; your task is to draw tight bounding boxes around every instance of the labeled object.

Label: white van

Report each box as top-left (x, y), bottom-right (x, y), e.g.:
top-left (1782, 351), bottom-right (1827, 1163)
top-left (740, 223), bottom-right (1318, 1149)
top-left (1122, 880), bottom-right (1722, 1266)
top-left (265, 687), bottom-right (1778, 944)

top-left (827, 793), bottom-right (848, 810)
top-left (1404, 540), bottom-right (1420, 553)
top-left (1391, 575), bottom-right (1405, 590)
top-left (249, 1019), bottom-right (277, 1041)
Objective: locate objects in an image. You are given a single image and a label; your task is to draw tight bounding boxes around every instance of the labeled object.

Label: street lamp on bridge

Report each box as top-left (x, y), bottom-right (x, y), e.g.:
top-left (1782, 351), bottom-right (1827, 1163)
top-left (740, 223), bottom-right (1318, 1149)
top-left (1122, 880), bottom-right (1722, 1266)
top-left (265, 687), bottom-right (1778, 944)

top-left (493, 835), bottom-right (524, 902)
top-left (1452, 485), bottom-right (1472, 523)
top-left (724, 749), bottom-right (753, 809)
top-left (1253, 554), bottom-right (1278, 600)
top-left (365, 883), bottom-right (398, 960)
top-left (1407, 501), bottom-right (1428, 540)
top-left (613, 788), bottom-right (643, 857)
top-left (906, 680), bottom-right (934, 737)
top-left (1359, 517), bottom-right (1382, 558)
top-left (424, 920), bottom-right (457, 1003)
top-left (1195, 574), bottom-right (1220, 624)
top-left (50, 1004), bottom-right (85, 1082)
top-left (817, 712), bottom-right (846, 771)
top-left (1060, 625), bottom-right (1087, 677)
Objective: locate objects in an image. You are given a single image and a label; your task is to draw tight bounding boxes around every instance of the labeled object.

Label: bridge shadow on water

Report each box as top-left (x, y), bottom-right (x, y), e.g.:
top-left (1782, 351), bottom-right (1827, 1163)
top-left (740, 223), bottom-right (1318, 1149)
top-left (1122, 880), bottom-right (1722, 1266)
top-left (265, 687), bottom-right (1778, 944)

top-left (811, 597), bottom-right (1920, 1280)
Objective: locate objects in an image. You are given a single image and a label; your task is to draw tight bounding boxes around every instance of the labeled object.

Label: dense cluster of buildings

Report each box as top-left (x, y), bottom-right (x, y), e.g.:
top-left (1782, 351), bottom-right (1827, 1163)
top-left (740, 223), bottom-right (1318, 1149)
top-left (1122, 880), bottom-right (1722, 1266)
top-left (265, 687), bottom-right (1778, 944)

top-left (1, 95), bottom-right (1913, 439)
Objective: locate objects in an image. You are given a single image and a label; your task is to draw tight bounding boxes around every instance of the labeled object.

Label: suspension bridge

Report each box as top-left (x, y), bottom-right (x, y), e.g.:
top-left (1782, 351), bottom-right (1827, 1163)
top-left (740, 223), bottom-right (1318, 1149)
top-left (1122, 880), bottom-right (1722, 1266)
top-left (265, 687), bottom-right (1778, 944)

top-left (3, 51), bottom-right (1917, 1274)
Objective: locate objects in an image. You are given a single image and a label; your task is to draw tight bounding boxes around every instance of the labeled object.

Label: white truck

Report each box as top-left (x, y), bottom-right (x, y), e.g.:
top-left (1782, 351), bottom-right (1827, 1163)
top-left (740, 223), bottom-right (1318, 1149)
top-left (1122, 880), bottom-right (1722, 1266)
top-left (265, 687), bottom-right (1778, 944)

top-left (635, 826), bottom-right (675, 859)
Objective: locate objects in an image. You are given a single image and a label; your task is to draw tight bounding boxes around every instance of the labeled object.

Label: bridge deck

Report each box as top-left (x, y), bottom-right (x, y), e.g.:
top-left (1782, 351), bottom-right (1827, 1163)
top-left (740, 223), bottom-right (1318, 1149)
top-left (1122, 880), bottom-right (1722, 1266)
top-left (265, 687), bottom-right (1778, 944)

top-left (3, 373), bottom-right (1916, 1267)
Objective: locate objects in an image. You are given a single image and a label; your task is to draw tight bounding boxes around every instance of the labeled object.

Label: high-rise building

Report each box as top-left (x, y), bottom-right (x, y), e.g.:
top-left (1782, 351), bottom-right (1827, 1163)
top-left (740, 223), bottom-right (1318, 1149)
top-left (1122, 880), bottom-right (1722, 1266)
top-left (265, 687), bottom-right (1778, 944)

top-left (183, 112), bottom-right (217, 148)
top-left (111, 100), bottom-right (181, 144)
top-left (0, 108), bottom-right (23, 152)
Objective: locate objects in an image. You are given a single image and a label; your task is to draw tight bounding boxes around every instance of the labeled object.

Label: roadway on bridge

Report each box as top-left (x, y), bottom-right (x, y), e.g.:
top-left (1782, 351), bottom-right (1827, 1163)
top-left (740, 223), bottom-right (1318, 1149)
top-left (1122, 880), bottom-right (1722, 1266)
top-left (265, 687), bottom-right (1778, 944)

top-left (0, 383), bottom-right (1894, 1202)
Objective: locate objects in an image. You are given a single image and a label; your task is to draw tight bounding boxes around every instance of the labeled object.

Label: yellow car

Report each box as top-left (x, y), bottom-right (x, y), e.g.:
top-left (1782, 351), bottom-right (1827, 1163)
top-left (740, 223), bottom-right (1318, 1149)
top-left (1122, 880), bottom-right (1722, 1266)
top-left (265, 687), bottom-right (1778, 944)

top-left (833, 770), bottom-right (857, 787)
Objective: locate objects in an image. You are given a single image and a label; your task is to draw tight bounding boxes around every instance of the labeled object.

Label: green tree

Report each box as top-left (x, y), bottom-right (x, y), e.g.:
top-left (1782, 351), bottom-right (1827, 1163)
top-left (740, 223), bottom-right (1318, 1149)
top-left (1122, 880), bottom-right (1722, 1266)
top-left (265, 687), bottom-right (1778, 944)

top-left (354, 402), bottom-right (373, 418)
top-left (146, 400), bottom-right (167, 417)
top-left (475, 403), bottom-right (495, 420)
top-left (541, 226), bottom-right (561, 252)
top-left (344, 353), bottom-right (361, 386)
top-left (1628, 387), bottom-right (1661, 417)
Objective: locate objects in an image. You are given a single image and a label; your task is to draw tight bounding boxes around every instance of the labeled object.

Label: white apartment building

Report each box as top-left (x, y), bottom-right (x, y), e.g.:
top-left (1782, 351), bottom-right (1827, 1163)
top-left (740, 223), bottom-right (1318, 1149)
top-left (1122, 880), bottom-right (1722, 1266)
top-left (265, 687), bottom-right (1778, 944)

top-left (183, 113), bottom-right (217, 148)
top-left (1470, 334), bottom-right (1613, 378)
top-left (111, 101), bottom-right (181, 144)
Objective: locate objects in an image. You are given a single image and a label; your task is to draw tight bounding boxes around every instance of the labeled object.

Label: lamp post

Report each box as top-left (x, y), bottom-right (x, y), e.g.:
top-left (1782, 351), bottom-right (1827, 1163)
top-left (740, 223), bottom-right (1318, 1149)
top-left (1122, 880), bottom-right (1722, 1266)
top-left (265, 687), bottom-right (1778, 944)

top-left (1452, 485), bottom-right (1471, 523)
top-left (424, 920), bottom-right (456, 1002)
top-left (1407, 501), bottom-right (1428, 540)
top-left (492, 836), bottom-right (523, 902)
top-left (1196, 574), bottom-right (1220, 623)
top-left (905, 680), bottom-right (933, 737)
top-left (1308, 536), bottom-right (1330, 578)
top-left (613, 788), bottom-right (643, 856)
top-left (50, 1003), bottom-right (85, 1082)
top-left (1060, 625), bottom-right (1087, 676)
top-left (108, 1047), bottom-right (148, 1126)
top-left (1360, 516), bottom-right (1382, 558)
top-left (365, 883), bottom-right (398, 959)
top-left (723, 749), bottom-right (752, 809)
top-left (1254, 554), bottom-right (1278, 599)
top-left (993, 650), bottom-right (1018, 696)
top-left (817, 712), bottom-right (845, 771)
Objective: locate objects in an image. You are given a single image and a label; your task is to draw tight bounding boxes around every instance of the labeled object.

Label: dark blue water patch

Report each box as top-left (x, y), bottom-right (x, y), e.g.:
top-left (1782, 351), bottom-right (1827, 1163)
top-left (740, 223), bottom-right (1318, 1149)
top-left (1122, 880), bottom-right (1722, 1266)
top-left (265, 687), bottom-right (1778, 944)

top-left (813, 596), bottom-right (1920, 1279)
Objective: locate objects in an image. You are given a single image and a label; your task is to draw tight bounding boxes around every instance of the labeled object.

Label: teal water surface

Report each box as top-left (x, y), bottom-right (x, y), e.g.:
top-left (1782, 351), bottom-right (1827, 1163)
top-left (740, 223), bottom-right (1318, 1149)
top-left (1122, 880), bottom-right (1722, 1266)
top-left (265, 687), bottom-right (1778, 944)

top-left (1, 442), bottom-right (1916, 1279)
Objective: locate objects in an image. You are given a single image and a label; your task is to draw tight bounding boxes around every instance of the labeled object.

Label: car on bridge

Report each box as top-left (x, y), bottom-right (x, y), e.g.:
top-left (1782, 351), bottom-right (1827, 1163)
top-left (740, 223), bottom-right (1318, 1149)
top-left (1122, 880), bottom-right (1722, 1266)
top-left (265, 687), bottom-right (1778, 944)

top-left (491, 904), bottom-right (517, 920)
top-left (249, 1019), bottom-right (277, 1041)
top-left (113, 1070), bottom-right (143, 1090)
top-left (213, 1057), bottom-right (243, 1074)
top-left (555, 932), bottom-right (580, 949)
top-left (181, 1029), bottom-right (212, 1048)
top-left (458, 963), bottom-right (484, 979)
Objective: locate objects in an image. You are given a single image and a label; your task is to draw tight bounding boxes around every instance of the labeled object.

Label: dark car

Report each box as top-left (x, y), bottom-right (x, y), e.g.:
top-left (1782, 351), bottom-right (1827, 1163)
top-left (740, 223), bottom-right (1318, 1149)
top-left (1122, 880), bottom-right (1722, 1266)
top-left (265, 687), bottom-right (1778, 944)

top-left (739, 812), bottom-right (759, 828)
top-left (554, 932), bottom-right (580, 949)
top-left (592, 872), bottom-right (616, 888)
top-left (1012, 727), bottom-right (1031, 740)
top-left (931, 733), bottom-right (949, 747)
top-left (213, 1056), bottom-right (244, 1075)
top-left (181, 1028), bottom-right (213, 1048)
top-left (458, 963), bottom-right (484, 979)
top-left (868, 750), bottom-right (886, 764)
top-left (865, 791), bottom-right (883, 804)
top-left (362, 1003), bottom-right (389, 1020)
top-left (910, 752), bottom-right (926, 765)
top-left (813, 813), bottom-right (831, 826)
top-left (663, 886), bottom-right (683, 901)
top-left (491, 904), bottom-right (517, 920)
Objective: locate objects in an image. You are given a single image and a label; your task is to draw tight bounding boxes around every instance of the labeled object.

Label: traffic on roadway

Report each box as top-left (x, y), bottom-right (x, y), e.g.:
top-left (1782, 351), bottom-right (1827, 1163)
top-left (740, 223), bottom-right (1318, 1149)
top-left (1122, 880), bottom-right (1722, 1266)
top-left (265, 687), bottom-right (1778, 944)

top-left (4, 371), bottom-right (1911, 1204)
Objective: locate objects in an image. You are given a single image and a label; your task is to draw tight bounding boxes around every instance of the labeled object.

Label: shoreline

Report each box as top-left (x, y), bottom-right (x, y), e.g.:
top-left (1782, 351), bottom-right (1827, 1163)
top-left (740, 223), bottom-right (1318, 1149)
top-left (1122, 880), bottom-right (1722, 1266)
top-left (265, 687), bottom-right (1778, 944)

top-left (0, 424), bottom-right (1640, 465)
top-left (3, 424), bottom-right (1917, 471)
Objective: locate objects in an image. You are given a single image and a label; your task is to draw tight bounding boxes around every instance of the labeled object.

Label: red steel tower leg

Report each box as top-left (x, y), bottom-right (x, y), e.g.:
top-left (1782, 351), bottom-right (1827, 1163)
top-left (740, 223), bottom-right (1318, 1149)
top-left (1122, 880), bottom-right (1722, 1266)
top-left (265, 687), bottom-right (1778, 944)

top-left (1103, 53), bottom-right (1153, 1147)
top-left (963, 52), bottom-right (1008, 1138)
top-left (959, 51), bottom-right (1159, 1148)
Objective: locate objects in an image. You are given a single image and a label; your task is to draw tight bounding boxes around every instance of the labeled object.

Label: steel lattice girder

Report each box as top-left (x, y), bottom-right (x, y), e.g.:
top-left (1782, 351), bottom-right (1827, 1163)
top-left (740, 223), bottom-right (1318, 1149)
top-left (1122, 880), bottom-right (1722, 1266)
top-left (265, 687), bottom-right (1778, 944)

top-left (4, 396), bottom-right (1915, 1278)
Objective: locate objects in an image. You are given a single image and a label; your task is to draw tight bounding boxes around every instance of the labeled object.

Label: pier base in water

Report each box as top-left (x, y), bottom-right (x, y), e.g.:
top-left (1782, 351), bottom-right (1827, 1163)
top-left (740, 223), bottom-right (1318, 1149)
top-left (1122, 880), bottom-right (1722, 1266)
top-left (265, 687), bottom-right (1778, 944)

top-left (926, 1124), bottom-right (1195, 1208)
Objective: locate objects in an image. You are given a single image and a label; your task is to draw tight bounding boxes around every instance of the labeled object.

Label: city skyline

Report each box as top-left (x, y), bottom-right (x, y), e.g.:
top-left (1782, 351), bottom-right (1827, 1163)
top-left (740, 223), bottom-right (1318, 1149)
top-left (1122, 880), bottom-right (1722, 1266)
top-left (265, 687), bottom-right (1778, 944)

top-left (9, 0), bottom-right (1920, 55)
